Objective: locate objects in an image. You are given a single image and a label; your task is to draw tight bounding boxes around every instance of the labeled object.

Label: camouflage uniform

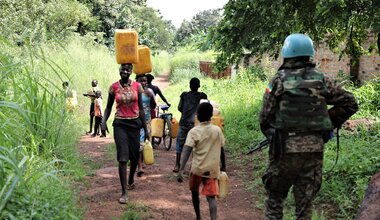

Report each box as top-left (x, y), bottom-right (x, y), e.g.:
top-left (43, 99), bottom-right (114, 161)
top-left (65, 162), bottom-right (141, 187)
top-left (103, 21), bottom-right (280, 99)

top-left (259, 59), bottom-right (358, 220)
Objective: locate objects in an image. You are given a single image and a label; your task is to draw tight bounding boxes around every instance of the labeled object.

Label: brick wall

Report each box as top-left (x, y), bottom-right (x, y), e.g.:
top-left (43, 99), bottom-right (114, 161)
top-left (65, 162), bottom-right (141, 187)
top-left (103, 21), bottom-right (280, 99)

top-left (199, 61), bottom-right (231, 79)
top-left (314, 42), bottom-right (380, 81)
top-left (247, 36), bottom-right (380, 81)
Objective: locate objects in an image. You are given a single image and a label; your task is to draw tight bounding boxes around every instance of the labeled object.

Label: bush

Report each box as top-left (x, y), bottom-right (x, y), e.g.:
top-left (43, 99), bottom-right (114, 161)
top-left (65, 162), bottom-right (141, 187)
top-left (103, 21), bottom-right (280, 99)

top-left (350, 77), bottom-right (380, 118)
top-left (242, 65), bottom-right (268, 81)
top-left (0, 38), bottom-right (86, 218)
top-left (170, 48), bottom-right (214, 73)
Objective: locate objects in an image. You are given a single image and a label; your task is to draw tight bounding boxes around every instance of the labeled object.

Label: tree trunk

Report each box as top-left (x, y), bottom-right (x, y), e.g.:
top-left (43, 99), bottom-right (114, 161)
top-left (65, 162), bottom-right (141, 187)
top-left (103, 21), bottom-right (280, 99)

top-left (349, 57), bottom-right (361, 86)
top-left (355, 172), bottom-right (380, 220)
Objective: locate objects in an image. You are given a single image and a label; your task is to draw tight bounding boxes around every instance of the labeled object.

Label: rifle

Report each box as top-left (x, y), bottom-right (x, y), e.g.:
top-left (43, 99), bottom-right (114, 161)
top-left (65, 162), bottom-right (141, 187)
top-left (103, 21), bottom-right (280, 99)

top-left (246, 139), bottom-right (269, 155)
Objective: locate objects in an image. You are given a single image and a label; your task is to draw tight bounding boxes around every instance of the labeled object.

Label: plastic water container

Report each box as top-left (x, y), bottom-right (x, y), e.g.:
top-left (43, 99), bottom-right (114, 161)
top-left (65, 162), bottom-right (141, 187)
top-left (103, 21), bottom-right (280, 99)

top-left (143, 140), bottom-right (154, 165)
top-left (213, 108), bottom-right (221, 116)
top-left (151, 118), bottom-right (164, 137)
top-left (211, 115), bottom-right (224, 131)
top-left (171, 118), bottom-right (179, 138)
top-left (133, 45), bottom-right (152, 75)
top-left (115, 29), bottom-right (139, 64)
top-left (218, 171), bottom-right (230, 199)
top-left (194, 115), bottom-right (224, 131)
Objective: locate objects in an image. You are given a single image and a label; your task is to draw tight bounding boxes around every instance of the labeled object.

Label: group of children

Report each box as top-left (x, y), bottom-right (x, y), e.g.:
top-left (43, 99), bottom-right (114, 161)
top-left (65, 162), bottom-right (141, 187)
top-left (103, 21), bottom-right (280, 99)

top-left (83, 79), bottom-right (106, 137)
top-left (80, 75), bottom-right (225, 220)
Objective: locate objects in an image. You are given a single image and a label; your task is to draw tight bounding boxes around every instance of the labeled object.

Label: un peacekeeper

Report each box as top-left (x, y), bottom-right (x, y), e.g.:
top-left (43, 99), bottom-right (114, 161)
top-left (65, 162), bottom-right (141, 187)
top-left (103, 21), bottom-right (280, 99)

top-left (259, 33), bottom-right (358, 219)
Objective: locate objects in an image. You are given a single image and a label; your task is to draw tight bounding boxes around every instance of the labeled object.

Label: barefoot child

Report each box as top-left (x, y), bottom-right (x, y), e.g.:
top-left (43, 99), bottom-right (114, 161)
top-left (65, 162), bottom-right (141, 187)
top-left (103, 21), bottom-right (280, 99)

top-left (178, 102), bottom-right (226, 220)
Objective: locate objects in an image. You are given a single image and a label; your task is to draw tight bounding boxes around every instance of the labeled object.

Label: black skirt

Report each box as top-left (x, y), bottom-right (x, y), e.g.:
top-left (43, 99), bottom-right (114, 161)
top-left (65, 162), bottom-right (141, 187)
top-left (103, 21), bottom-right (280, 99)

top-left (113, 118), bottom-right (142, 162)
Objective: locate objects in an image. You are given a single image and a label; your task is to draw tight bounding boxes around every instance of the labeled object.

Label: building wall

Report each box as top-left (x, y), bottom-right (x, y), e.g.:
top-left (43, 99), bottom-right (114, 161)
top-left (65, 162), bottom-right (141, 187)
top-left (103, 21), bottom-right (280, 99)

top-left (314, 43), bottom-right (380, 81)
top-left (248, 36), bottom-right (380, 81)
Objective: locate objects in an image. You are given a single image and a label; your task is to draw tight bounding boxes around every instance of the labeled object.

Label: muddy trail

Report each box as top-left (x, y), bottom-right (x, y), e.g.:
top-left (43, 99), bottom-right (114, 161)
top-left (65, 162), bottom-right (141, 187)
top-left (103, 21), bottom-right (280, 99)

top-left (78, 73), bottom-right (263, 220)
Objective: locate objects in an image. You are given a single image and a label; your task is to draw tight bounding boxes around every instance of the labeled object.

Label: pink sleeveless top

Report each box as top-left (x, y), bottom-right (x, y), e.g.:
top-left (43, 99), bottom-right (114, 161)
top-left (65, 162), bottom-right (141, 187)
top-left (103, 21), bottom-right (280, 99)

top-left (110, 80), bottom-right (140, 119)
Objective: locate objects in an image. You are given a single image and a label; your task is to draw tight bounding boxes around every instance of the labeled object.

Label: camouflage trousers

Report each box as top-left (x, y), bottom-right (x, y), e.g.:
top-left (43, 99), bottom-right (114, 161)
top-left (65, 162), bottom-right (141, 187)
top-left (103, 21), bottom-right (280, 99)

top-left (262, 152), bottom-right (323, 220)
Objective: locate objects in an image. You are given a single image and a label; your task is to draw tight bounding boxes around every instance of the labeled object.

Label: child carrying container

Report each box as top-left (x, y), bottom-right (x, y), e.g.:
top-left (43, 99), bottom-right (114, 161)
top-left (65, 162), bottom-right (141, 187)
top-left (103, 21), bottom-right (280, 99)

top-left (92, 90), bottom-right (106, 137)
top-left (177, 102), bottom-right (226, 220)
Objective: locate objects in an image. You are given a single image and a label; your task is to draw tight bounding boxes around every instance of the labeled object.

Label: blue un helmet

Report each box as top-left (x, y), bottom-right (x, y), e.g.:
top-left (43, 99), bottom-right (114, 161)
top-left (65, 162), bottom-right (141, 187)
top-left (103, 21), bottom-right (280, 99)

top-left (281, 34), bottom-right (315, 58)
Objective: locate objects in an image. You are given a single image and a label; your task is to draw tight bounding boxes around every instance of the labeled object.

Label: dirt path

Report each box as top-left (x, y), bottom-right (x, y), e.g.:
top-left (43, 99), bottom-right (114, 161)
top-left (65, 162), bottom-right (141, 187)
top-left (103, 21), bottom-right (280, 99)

top-left (78, 73), bottom-right (263, 219)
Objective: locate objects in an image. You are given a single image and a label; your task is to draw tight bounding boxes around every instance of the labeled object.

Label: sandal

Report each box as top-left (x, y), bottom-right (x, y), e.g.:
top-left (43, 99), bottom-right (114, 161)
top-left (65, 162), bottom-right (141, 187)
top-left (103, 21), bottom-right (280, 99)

top-left (118, 194), bottom-right (128, 204)
top-left (127, 183), bottom-right (135, 190)
top-left (137, 170), bottom-right (144, 177)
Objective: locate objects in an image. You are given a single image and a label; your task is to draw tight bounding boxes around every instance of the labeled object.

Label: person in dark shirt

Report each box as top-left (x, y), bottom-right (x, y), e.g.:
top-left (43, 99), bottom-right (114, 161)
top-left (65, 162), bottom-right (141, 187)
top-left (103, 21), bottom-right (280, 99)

top-left (173, 77), bottom-right (207, 173)
top-left (146, 74), bottom-right (170, 118)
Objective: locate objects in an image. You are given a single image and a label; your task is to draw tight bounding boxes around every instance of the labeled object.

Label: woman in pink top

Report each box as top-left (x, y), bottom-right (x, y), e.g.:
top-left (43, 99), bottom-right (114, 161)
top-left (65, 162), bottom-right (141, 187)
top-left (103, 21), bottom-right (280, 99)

top-left (102, 63), bottom-right (148, 204)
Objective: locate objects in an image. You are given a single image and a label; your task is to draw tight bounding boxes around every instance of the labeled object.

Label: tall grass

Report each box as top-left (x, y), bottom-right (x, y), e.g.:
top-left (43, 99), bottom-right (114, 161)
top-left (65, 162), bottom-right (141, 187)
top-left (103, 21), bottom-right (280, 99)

top-left (151, 50), bottom-right (171, 76)
top-left (40, 36), bottom-right (120, 133)
top-left (168, 48), bottom-right (214, 84)
top-left (350, 77), bottom-right (380, 118)
top-left (0, 37), bottom-right (104, 218)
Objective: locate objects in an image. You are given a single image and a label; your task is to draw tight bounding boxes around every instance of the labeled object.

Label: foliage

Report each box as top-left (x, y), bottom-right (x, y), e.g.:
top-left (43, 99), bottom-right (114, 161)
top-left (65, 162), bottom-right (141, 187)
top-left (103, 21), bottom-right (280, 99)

top-left (151, 50), bottom-right (171, 76)
top-left (243, 65), bottom-right (268, 82)
top-left (79, 0), bottom-right (175, 50)
top-left (0, 39), bottom-right (85, 218)
top-left (350, 77), bottom-right (380, 118)
top-left (0, 146), bottom-right (82, 219)
top-left (0, 0), bottom-right (175, 51)
top-left (209, 0), bottom-right (379, 79)
top-left (170, 48), bottom-right (214, 72)
top-left (0, 0), bottom-right (94, 45)
top-left (168, 48), bottom-right (214, 84)
top-left (175, 9), bottom-right (222, 50)
top-left (118, 203), bottom-right (151, 220)
top-left (318, 123), bottom-right (380, 218)
top-left (131, 6), bottom-right (175, 51)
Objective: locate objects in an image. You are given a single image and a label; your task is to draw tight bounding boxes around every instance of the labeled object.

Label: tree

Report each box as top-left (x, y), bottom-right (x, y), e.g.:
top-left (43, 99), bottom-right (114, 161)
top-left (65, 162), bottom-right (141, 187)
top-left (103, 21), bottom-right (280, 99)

top-left (132, 6), bottom-right (175, 50)
top-left (79, 0), bottom-right (174, 50)
top-left (0, 0), bottom-right (94, 45)
top-left (210, 0), bottom-right (379, 83)
top-left (175, 9), bottom-right (222, 49)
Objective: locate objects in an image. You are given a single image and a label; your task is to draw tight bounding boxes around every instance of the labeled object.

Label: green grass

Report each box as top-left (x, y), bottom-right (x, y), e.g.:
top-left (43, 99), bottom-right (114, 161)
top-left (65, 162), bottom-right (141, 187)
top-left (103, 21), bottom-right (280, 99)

top-left (151, 50), bottom-right (171, 76)
top-left (0, 35), bottom-right (121, 218)
top-left (115, 202), bottom-right (151, 220)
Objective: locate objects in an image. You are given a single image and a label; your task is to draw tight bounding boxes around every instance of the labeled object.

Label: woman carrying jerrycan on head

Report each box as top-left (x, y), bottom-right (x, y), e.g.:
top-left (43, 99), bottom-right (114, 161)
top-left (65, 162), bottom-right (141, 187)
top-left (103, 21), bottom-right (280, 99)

top-left (101, 63), bottom-right (148, 204)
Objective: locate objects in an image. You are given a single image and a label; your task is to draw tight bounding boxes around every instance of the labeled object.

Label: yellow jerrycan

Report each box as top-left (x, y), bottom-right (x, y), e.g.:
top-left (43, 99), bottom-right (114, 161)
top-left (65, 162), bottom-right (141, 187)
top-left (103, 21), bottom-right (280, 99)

top-left (143, 140), bottom-right (154, 165)
top-left (218, 171), bottom-right (230, 199)
top-left (211, 115), bottom-right (224, 132)
top-left (171, 118), bottom-right (179, 138)
top-left (151, 118), bottom-right (164, 137)
top-left (133, 45), bottom-right (152, 75)
top-left (114, 29), bottom-right (139, 64)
